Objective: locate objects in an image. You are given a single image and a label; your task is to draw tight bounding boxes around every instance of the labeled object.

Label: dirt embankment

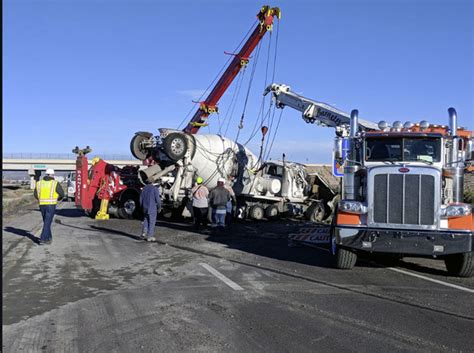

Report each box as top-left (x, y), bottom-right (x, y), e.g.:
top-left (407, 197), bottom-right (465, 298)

top-left (3, 186), bottom-right (37, 218)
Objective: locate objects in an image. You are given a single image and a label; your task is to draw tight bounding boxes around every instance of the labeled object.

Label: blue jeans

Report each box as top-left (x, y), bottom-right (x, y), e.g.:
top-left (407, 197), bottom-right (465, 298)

top-left (226, 201), bottom-right (232, 213)
top-left (39, 204), bottom-right (56, 242)
top-left (142, 209), bottom-right (157, 237)
top-left (213, 209), bottom-right (226, 227)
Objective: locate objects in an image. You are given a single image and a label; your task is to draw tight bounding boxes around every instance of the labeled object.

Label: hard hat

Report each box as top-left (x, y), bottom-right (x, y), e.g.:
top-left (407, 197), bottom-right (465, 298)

top-left (196, 176), bottom-right (203, 184)
top-left (46, 168), bottom-right (55, 175)
top-left (218, 177), bottom-right (225, 183)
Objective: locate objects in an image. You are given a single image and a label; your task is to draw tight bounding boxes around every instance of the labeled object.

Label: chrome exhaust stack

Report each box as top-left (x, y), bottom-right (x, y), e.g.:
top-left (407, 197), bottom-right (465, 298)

top-left (350, 109), bottom-right (359, 138)
top-left (448, 107), bottom-right (457, 137)
top-left (343, 110), bottom-right (360, 200)
top-left (447, 107), bottom-right (463, 203)
top-left (448, 107), bottom-right (459, 165)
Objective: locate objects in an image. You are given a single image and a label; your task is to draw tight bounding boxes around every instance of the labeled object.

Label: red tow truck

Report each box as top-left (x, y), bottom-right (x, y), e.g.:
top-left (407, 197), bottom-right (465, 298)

top-left (74, 146), bottom-right (143, 219)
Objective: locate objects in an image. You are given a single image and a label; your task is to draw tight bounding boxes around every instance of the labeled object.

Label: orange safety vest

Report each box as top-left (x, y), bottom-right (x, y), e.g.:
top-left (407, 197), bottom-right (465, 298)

top-left (36, 179), bottom-right (59, 205)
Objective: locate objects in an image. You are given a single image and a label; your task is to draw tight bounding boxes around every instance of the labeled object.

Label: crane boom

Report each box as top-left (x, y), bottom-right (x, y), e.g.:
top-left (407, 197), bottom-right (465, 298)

top-left (264, 83), bottom-right (378, 135)
top-left (183, 5), bottom-right (280, 134)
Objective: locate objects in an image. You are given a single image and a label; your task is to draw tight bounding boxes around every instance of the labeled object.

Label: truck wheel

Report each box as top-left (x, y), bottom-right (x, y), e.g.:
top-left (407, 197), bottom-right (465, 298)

top-left (444, 252), bottom-right (474, 277)
top-left (265, 205), bottom-right (279, 219)
top-left (334, 247), bottom-right (357, 269)
top-left (249, 205), bottom-right (264, 220)
top-left (162, 209), bottom-right (173, 219)
top-left (130, 133), bottom-right (151, 161)
top-left (306, 202), bottom-right (325, 223)
top-left (163, 133), bottom-right (188, 161)
top-left (118, 193), bottom-right (140, 219)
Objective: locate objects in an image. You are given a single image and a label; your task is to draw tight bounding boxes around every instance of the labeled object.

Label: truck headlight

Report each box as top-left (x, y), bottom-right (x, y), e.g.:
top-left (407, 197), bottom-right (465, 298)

top-left (339, 200), bottom-right (367, 214)
top-left (440, 203), bottom-right (472, 218)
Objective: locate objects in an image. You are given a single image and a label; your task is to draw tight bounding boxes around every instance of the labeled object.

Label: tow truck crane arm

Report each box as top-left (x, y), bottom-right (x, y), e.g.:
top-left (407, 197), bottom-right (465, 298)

top-left (264, 83), bottom-right (378, 135)
top-left (183, 6), bottom-right (281, 135)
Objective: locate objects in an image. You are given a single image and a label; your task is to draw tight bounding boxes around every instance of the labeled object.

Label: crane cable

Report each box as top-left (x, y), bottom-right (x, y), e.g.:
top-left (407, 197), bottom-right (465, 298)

top-left (243, 20), bottom-right (280, 147)
top-left (221, 66), bottom-right (247, 136)
top-left (264, 109), bottom-right (284, 161)
top-left (177, 20), bottom-right (258, 130)
top-left (233, 39), bottom-right (263, 144)
top-left (261, 19), bottom-right (281, 161)
top-left (245, 31), bottom-right (274, 146)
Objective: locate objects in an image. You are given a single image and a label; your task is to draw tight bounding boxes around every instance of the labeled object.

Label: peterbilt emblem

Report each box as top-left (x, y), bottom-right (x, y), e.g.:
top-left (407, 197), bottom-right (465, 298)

top-left (399, 167), bottom-right (410, 173)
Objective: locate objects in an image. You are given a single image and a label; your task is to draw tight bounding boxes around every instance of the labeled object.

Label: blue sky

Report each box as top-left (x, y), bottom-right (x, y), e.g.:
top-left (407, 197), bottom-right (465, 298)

top-left (4, 0), bottom-right (473, 163)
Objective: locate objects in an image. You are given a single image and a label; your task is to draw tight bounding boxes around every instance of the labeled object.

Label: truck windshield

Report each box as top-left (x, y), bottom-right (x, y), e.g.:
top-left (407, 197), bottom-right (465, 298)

top-left (365, 137), bottom-right (441, 163)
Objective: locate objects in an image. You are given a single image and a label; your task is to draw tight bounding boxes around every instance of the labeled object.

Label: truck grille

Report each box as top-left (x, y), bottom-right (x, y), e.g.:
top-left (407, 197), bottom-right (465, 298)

top-left (373, 174), bottom-right (435, 226)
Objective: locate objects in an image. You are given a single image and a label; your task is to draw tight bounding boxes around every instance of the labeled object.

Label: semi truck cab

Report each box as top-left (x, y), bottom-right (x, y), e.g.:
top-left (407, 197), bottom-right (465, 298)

top-left (333, 110), bottom-right (474, 276)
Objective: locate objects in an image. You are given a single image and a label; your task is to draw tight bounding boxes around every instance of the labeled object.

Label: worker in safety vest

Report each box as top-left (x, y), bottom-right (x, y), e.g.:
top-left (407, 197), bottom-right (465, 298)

top-left (34, 168), bottom-right (65, 245)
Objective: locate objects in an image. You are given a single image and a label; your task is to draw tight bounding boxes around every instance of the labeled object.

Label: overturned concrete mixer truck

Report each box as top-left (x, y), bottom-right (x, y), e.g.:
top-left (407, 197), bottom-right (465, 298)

top-left (131, 129), bottom-right (331, 222)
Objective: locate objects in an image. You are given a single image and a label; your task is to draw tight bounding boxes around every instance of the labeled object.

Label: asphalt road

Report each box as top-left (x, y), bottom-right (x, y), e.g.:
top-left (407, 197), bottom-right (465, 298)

top-left (3, 202), bottom-right (474, 353)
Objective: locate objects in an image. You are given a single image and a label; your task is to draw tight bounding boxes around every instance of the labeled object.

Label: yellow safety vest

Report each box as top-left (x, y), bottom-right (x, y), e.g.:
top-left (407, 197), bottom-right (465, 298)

top-left (36, 179), bottom-right (59, 205)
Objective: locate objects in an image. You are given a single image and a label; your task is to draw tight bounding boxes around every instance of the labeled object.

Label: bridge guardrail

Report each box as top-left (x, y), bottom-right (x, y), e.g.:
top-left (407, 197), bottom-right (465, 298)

top-left (3, 153), bottom-right (136, 160)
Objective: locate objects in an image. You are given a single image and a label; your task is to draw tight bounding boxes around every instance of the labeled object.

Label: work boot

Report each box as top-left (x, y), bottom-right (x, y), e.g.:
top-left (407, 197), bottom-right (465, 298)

top-left (147, 236), bottom-right (157, 242)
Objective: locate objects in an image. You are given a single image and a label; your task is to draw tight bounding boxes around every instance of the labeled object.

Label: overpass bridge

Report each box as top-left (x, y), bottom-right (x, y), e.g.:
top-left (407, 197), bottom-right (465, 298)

top-left (3, 158), bottom-right (142, 172)
top-left (2, 154), bottom-right (142, 188)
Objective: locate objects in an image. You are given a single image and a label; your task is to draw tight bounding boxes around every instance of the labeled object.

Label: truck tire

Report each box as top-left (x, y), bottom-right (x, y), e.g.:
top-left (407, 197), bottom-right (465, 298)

top-left (265, 205), bottom-right (279, 219)
top-left (249, 205), bottom-right (264, 220)
top-left (130, 133), bottom-right (151, 161)
top-left (118, 191), bottom-right (140, 219)
top-left (305, 202), bottom-right (325, 223)
top-left (334, 247), bottom-right (357, 269)
top-left (163, 133), bottom-right (188, 161)
top-left (444, 252), bottom-right (474, 277)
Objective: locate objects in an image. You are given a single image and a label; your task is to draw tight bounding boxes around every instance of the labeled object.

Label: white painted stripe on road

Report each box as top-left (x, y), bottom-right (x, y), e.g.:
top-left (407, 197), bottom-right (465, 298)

top-left (388, 267), bottom-right (474, 294)
top-left (200, 263), bottom-right (244, 291)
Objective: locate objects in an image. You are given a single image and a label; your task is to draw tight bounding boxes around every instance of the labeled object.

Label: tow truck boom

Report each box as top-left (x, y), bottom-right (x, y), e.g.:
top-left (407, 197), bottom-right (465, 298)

top-left (183, 6), bottom-right (281, 135)
top-left (264, 83), bottom-right (378, 135)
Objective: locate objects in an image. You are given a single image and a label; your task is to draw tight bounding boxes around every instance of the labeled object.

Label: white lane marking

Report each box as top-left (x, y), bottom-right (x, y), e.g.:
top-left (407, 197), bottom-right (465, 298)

top-left (388, 267), bottom-right (474, 294)
top-left (200, 263), bottom-right (244, 291)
